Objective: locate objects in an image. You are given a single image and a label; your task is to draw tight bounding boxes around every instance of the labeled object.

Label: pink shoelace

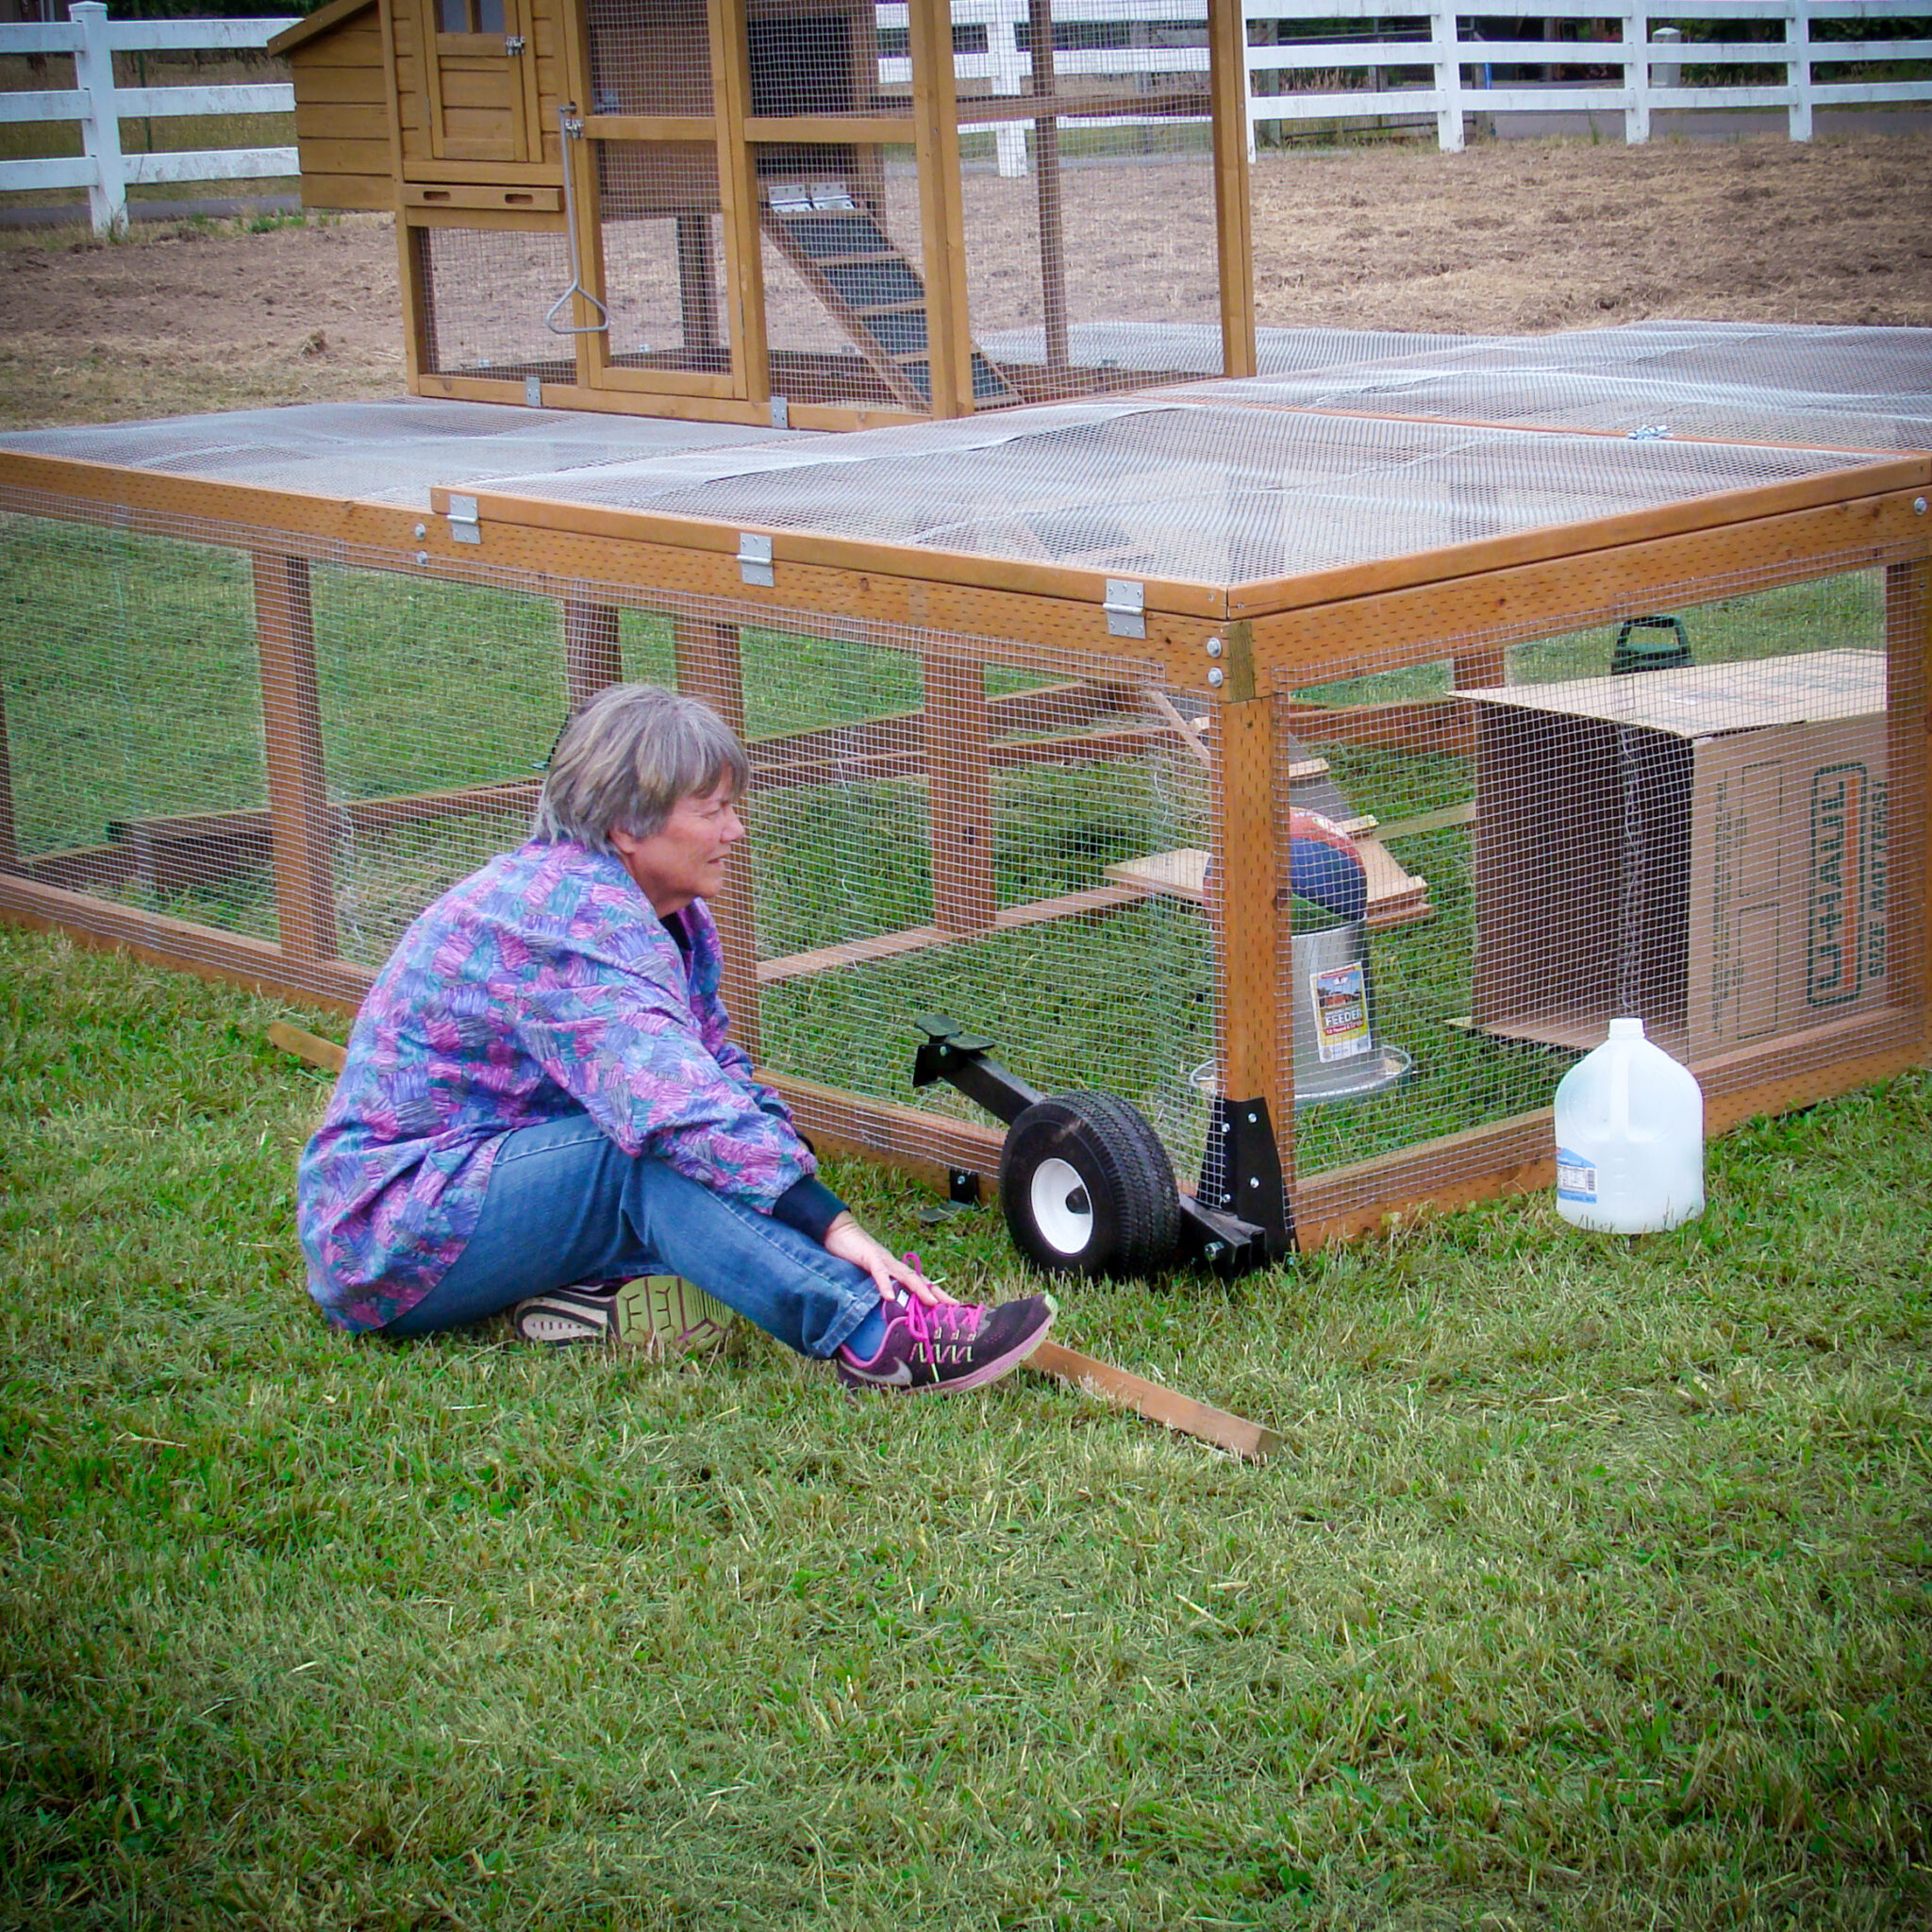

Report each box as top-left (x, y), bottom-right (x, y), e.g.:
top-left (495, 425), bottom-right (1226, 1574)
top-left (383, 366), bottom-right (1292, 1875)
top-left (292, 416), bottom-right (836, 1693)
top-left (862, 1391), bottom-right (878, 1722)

top-left (892, 1294), bottom-right (984, 1361)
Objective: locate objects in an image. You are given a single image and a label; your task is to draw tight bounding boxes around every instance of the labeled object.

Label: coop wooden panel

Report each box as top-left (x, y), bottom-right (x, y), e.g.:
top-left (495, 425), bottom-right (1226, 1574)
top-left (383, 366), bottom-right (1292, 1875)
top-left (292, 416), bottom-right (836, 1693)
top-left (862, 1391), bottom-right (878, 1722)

top-left (1248, 488), bottom-right (1932, 685)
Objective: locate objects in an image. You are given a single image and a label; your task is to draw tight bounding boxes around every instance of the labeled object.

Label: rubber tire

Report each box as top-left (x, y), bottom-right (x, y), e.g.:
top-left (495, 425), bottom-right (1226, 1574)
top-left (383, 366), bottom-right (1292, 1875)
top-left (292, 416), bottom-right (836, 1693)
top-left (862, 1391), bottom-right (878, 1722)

top-left (999, 1091), bottom-right (1181, 1279)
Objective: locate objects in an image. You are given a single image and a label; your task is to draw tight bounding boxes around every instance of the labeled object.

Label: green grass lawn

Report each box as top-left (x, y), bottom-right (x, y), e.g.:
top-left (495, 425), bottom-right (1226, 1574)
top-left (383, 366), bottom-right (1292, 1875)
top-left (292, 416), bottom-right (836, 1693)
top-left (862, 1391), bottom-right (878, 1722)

top-left (3, 924), bottom-right (1929, 1927)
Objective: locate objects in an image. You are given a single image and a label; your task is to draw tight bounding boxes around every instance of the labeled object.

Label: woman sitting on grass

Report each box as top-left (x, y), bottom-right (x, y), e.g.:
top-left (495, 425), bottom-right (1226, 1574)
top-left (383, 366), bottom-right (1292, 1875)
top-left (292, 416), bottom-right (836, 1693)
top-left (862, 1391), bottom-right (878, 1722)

top-left (297, 683), bottom-right (1056, 1393)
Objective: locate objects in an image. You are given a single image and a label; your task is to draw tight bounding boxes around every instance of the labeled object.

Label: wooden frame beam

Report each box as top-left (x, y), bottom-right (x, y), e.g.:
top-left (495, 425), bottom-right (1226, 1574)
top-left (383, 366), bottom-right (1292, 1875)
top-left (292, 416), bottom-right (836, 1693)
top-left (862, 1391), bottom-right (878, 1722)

top-left (251, 552), bottom-right (340, 965)
top-left (673, 613), bottom-right (761, 1055)
top-left (1885, 556), bottom-right (1930, 1058)
top-left (1207, 0), bottom-right (1256, 380)
top-left (924, 648), bottom-right (994, 933)
top-left (1209, 624), bottom-right (1292, 1191)
top-left (907, 0), bottom-right (973, 417)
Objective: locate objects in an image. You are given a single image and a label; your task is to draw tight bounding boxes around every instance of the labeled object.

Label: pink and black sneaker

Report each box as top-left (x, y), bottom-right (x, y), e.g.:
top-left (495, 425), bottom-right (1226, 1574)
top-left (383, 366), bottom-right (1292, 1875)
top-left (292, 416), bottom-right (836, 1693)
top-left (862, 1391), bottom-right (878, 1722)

top-left (836, 1291), bottom-right (1057, 1393)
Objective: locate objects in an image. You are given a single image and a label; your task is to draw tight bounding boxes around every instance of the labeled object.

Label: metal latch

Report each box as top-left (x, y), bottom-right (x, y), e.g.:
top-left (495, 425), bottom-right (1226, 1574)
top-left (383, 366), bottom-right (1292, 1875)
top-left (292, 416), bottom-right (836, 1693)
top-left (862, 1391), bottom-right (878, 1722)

top-left (505, 34), bottom-right (525, 54)
top-left (737, 532), bottom-right (774, 587)
top-left (1104, 578), bottom-right (1145, 640)
top-left (446, 494), bottom-right (481, 545)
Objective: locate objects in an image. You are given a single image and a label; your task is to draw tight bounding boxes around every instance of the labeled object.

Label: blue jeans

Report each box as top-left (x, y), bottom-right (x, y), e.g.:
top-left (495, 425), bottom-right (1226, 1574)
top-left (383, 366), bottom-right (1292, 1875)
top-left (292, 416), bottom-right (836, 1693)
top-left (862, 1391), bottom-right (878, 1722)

top-left (382, 1113), bottom-right (879, 1357)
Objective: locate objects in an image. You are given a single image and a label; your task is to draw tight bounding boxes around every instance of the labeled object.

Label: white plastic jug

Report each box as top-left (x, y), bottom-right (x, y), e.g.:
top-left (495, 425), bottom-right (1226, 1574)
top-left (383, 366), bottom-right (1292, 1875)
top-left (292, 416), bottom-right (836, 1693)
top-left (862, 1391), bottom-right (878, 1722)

top-left (1553, 1017), bottom-right (1705, 1233)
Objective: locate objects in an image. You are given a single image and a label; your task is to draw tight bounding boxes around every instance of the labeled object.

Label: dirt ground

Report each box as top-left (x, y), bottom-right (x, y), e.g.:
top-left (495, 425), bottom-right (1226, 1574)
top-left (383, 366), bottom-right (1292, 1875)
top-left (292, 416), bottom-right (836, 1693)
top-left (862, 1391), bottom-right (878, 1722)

top-left (0, 131), bottom-right (1927, 432)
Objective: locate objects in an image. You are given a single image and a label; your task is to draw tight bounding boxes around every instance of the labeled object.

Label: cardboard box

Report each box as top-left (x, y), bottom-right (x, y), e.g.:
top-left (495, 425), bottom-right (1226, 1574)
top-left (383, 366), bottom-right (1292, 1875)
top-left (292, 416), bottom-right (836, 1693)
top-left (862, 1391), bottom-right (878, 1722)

top-left (1460, 648), bottom-right (1890, 1064)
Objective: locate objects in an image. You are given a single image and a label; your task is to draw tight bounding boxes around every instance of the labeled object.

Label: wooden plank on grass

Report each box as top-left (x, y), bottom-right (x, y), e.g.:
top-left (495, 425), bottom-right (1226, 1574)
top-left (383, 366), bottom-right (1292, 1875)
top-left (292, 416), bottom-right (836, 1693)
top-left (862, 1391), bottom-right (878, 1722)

top-left (1029, 1340), bottom-right (1280, 1462)
top-left (269, 1019), bottom-right (347, 1074)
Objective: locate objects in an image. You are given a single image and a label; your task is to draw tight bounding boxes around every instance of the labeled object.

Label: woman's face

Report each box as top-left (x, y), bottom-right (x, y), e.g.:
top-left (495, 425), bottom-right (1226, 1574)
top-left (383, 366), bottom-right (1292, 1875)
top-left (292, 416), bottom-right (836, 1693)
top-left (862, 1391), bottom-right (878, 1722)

top-left (609, 777), bottom-right (746, 917)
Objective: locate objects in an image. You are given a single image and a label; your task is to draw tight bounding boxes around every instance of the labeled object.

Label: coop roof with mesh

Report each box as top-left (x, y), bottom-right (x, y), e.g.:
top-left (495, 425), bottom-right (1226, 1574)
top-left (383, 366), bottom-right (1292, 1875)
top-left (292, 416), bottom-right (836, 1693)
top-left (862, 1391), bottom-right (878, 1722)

top-left (463, 393), bottom-right (1910, 596)
top-left (1144, 321), bottom-right (1932, 455)
top-left (0, 397), bottom-right (805, 510)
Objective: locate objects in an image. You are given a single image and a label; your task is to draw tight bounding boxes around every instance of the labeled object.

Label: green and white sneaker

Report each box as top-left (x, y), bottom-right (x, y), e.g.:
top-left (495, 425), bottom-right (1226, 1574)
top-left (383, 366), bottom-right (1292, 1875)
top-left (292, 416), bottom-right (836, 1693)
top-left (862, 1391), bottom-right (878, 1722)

top-left (614, 1274), bottom-right (737, 1356)
top-left (510, 1276), bottom-right (737, 1354)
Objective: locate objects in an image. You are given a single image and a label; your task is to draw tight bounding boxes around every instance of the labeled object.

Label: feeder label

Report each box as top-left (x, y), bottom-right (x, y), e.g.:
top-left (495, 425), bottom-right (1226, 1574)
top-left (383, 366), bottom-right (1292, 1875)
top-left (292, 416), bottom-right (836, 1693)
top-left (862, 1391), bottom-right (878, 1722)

top-left (1556, 1149), bottom-right (1597, 1202)
top-left (1310, 960), bottom-right (1371, 1061)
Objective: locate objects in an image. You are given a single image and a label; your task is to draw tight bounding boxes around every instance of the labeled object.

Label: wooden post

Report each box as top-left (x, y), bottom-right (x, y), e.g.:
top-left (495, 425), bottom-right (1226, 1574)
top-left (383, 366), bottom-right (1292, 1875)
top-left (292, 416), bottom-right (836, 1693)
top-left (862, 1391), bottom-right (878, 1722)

top-left (1207, 0), bottom-right (1257, 379)
top-left (674, 614), bottom-right (761, 1055)
top-left (1885, 558), bottom-right (1929, 1054)
top-left (708, 0), bottom-right (770, 408)
top-left (0, 675), bottom-right (17, 873)
top-left (563, 596), bottom-right (623, 708)
top-left (1208, 624), bottom-right (1291, 1182)
top-left (676, 213), bottom-right (723, 358)
top-left (398, 220), bottom-right (434, 389)
top-left (924, 649), bottom-right (995, 933)
top-left (250, 553), bottom-right (339, 965)
top-left (908, 0), bottom-right (974, 417)
top-left (1025, 0), bottom-right (1069, 380)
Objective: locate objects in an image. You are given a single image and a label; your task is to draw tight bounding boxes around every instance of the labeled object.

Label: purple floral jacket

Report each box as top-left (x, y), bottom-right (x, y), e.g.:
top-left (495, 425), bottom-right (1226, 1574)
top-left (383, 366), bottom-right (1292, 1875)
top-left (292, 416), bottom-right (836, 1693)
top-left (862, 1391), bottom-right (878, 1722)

top-left (298, 838), bottom-right (813, 1333)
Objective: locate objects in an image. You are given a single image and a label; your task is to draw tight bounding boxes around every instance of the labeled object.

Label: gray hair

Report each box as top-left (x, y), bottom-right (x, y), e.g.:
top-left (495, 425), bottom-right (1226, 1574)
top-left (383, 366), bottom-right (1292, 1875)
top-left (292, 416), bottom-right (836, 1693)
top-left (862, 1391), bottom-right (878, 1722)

top-left (533, 684), bottom-right (749, 852)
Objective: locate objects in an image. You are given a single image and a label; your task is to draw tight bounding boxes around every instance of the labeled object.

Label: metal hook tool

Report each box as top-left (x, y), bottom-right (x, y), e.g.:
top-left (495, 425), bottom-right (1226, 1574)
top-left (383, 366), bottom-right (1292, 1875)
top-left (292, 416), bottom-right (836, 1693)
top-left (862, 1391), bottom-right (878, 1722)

top-left (545, 105), bottom-right (609, 338)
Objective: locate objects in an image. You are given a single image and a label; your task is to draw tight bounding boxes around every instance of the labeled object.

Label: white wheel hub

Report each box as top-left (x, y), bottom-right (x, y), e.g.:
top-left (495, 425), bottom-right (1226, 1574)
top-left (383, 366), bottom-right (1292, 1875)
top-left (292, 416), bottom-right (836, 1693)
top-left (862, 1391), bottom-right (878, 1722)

top-left (1029, 1156), bottom-right (1094, 1256)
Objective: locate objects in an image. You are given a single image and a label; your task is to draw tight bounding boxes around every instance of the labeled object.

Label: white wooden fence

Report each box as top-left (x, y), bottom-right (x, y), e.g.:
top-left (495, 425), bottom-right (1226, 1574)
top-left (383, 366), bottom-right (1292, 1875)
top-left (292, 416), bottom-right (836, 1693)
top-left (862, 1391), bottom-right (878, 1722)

top-left (889, 0), bottom-right (1932, 173)
top-left (4, 1), bottom-right (1928, 229)
top-left (1241, 0), bottom-right (1932, 157)
top-left (0, 4), bottom-right (296, 233)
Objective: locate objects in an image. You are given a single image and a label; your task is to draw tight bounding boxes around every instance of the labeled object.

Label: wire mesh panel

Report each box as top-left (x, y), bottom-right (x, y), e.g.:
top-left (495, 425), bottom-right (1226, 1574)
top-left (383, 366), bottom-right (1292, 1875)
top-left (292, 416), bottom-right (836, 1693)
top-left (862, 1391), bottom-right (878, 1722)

top-left (756, 144), bottom-right (932, 410)
top-left (0, 512), bottom-right (275, 941)
top-left (958, 0), bottom-right (1222, 405)
top-left (746, 0), bottom-right (907, 119)
top-left (0, 401), bottom-right (807, 512)
top-left (307, 566), bottom-right (567, 970)
top-left (586, 0), bottom-right (714, 115)
top-left (475, 403), bottom-right (1891, 586)
top-left (0, 491), bottom-right (1231, 1187)
top-left (744, 643), bottom-right (1217, 1174)
top-left (597, 144), bottom-right (733, 376)
top-left (1275, 555), bottom-right (1926, 1240)
top-left (1159, 322), bottom-right (1932, 453)
top-left (415, 225), bottom-right (578, 384)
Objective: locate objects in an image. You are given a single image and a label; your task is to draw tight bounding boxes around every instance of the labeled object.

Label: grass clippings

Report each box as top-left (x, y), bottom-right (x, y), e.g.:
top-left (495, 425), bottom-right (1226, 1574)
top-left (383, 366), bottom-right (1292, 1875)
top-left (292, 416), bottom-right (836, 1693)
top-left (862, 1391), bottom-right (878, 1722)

top-left (2, 924), bottom-right (1928, 1927)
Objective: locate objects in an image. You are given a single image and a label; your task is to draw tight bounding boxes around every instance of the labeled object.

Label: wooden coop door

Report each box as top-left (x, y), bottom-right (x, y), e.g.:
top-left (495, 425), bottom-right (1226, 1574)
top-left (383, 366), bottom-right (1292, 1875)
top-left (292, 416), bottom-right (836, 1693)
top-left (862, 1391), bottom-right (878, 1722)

top-left (421, 0), bottom-right (541, 163)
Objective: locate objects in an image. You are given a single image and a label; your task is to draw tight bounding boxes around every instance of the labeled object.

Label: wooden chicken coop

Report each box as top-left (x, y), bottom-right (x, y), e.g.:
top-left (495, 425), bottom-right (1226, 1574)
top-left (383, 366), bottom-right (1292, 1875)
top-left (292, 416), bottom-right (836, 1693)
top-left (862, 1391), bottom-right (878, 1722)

top-left (2, 321), bottom-right (1927, 1266)
top-left (271, 0), bottom-right (1255, 428)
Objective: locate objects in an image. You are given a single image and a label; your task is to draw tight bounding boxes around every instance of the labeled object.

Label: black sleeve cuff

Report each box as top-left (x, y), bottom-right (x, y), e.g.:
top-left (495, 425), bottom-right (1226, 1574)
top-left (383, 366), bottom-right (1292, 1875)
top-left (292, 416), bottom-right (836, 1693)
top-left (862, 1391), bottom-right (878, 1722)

top-left (769, 1174), bottom-right (847, 1243)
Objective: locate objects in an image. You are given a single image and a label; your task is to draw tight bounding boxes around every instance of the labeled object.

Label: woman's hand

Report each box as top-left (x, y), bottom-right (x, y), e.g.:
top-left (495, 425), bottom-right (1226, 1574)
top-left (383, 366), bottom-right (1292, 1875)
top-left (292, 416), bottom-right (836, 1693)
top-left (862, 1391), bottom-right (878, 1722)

top-left (822, 1214), bottom-right (958, 1307)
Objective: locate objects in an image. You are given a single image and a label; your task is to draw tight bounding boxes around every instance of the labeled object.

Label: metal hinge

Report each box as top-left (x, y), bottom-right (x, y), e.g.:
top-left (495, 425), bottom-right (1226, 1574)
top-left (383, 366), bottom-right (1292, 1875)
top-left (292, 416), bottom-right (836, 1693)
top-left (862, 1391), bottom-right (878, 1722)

top-left (738, 531), bottom-right (774, 587)
top-left (446, 494), bottom-right (481, 545)
top-left (1105, 578), bottom-right (1145, 640)
top-left (769, 395), bottom-right (790, 430)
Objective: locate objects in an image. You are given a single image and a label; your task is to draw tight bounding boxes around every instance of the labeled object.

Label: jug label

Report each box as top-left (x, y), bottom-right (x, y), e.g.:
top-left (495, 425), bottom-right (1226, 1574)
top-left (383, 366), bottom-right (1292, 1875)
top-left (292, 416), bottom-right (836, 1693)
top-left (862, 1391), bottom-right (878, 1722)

top-left (1310, 960), bottom-right (1372, 1061)
top-left (1556, 1149), bottom-right (1596, 1202)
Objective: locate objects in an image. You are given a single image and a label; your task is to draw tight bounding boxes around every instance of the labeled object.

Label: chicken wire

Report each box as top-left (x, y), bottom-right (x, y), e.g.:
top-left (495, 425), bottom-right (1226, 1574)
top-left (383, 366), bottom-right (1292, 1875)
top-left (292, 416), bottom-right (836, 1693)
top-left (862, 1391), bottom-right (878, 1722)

top-left (586, 0), bottom-right (713, 117)
top-left (415, 225), bottom-right (581, 385)
top-left (1274, 553), bottom-right (1924, 1234)
top-left (1154, 320), bottom-right (1932, 454)
top-left (956, 0), bottom-right (1223, 405)
top-left (474, 401), bottom-right (1893, 588)
top-left (596, 144), bottom-right (734, 375)
top-left (0, 399), bottom-right (800, 510)
top-left (0, 493), bottom-right (1219, 1181)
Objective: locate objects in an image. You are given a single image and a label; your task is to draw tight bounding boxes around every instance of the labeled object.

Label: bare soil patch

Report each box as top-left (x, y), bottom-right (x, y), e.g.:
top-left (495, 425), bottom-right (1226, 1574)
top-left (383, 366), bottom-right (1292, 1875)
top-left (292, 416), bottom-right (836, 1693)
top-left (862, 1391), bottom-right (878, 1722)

top-left (1248, 132), bottom-right (1932, 336)
top-left (0, 132), bottom-right (1926, 433)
